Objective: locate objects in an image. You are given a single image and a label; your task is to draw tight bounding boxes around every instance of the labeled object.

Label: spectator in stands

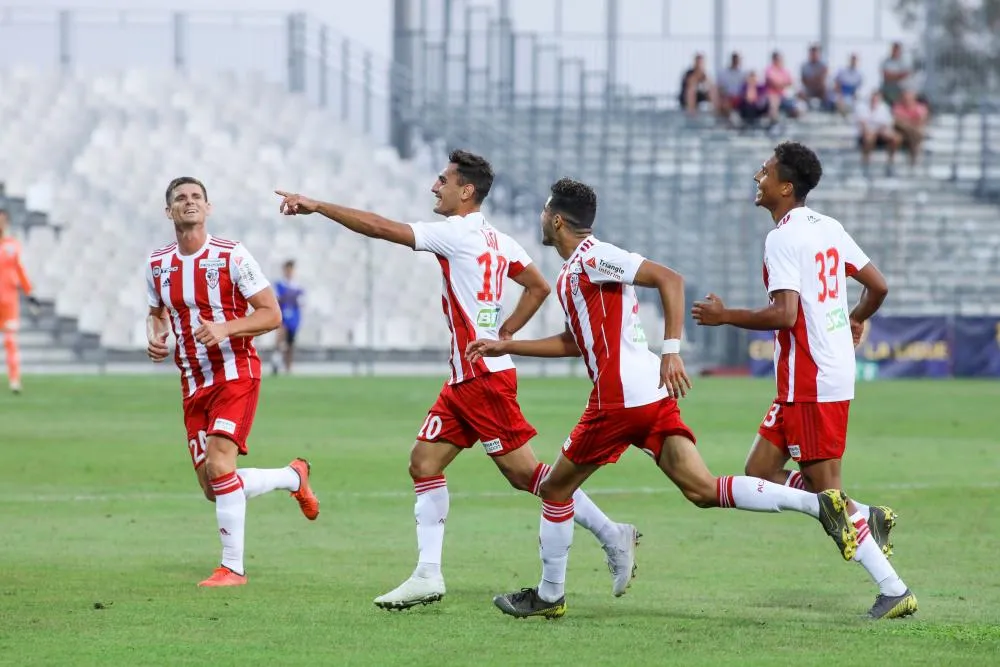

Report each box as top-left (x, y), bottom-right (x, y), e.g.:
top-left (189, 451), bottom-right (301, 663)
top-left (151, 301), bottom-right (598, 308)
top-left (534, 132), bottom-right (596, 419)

top-left (881, 42), bottom-right (911, 106)
top-left (855, 91), bottom-right (900, 177)
top-left (716, 51), bottom-right (747, 123)
top-left (678, 53), bottom-right (716, 116)
top-left (834, 53), bottom-right (864, 117)
top-left (800, 44), bottom-right (833, 111)
top-left (765, 51), bottom-right (800, 118)
top-left (737, 71), bottom-right (776, 128)
top-left (892, 88), bottom-right (929, 166)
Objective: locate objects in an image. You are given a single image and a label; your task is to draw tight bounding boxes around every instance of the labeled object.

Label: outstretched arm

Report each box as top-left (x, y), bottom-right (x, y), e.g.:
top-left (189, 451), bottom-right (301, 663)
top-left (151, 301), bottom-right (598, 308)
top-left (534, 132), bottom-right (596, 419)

top-left (275, 190), bottom-right (416, 248)
top-left (467, 327), bottom-right (580, 362)
top-left (692, 289), bottom-right (799, 331)
top-left (498, 264), bottom-right (551, 339)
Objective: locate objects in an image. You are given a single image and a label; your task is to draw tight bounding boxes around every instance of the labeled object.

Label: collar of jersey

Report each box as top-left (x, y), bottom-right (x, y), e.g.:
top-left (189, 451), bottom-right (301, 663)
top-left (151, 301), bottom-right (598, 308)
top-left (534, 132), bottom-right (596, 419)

top-left (176, 234), bottom-right (213, 259)
top-left (445, 211), bottom-right (485, 226)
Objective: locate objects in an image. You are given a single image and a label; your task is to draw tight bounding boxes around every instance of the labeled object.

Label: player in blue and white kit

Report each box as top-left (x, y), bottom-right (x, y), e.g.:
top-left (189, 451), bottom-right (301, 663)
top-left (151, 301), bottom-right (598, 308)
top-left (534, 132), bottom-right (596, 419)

top-left (272, 260), bottom-right (305, 375)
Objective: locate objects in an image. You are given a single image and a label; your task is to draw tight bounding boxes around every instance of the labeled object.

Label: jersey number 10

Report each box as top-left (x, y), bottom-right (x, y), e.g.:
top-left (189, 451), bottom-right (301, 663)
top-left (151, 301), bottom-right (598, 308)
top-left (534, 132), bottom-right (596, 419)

top-left (815, 247), bottom-right (840, 302)
top-left (477, 252), bottom-right (508, 302)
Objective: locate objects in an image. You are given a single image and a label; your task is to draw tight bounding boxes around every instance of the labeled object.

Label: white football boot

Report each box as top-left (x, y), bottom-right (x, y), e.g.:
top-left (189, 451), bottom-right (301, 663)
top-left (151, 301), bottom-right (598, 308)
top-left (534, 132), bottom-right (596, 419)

top-left (373, 573), bottom-right (446, 610)
top-left (603, 523), bottom-right (641, 597)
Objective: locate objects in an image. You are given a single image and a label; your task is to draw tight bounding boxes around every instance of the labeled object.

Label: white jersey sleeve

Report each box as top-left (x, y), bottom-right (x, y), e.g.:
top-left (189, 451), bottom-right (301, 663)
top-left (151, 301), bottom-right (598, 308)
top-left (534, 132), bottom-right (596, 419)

top-left (408, 221), bottom-right (461, 256)
top-left (230, 244), bottom-right (270, 300)
top-left (145, 261), bottom-right (162, 308)
top-left (764, 230), bottom-right (802, 294)
top-left (839, 226), bottom-right (871, 276)
top-left (503, 236), bottom-right (534, 278)
top-left (581, 242), bottom-right (645, 285)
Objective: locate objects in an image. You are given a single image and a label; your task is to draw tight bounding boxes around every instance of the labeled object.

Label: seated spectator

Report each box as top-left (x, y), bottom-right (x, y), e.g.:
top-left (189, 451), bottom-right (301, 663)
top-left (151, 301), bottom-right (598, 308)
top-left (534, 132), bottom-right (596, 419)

top-left (855, 91), bottom-right (900, 176)
top-left (716, 51), bottom-right (746, 122)
top-left (678, 53), bottom-right (716, 115)
top-left (800, 44), bottom-right (833, 111)
top-left (738, 71), bottom-right (776, 127)
top-left (765, 50), bottom-right (800, 118)
top-left (892, 89), bottom-right (929, 165)
top-left (834, 53), bottom-right (864, 116)
top-left (881, 42), bottom-right (911, 106)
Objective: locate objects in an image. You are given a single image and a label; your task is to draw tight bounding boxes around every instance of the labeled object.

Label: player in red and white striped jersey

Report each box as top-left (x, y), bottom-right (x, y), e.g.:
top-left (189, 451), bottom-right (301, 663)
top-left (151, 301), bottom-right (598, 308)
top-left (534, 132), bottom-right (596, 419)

top-left (469, 178), bottom-right (856, 620)
top-left (146, 177), bottom-right (320, 588)
top-left (692, 141), bottom-right (916, 619)
top-left (275, 151), bottom-right (636, 610)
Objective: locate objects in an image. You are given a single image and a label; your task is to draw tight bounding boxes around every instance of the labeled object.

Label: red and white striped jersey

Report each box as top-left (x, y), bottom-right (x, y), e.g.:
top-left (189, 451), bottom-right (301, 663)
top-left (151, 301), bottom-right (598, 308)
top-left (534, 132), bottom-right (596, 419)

top-left (146, 235), bottom-right (271, 397)
top-left (555, 236), bottom-right (666, 410)
top-left (409, 212), bottom-right (531, 384)
top-left (763, 206), bottom-right (870, 403)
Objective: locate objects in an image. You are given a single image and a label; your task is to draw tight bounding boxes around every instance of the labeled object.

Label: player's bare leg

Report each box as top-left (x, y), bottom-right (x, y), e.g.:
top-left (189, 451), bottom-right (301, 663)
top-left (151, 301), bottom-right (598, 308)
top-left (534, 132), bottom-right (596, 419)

top-left (493, 444), bottom-right (640, 596)
top-left (271, 327), bottom-right (286, 375)
top-left (199, 436), bottom-right (248, 587)
top-left (283, 336), bottom-right (295, 374)
top-left (746, 434), bottom-right (896, 557)
top-left (493, 455), bottom-right (599, 619)
top-left (374, 439), bottom-right (460, 610)
top-left (800, 459), bottom-right (917, 618)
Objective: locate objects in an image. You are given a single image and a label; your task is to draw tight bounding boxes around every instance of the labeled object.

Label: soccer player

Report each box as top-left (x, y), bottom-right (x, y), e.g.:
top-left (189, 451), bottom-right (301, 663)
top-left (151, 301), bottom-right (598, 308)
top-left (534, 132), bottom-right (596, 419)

top-left (272, 259), bottom-right (304, 375)
top-left (275, 150), bottom-right (638, 610)
top-left (146, 177), bottom-right (320, 587)
top-left (0, 208), bottom-right (39, 394)
top-left (691, 141), bottom-right (917, 619)
top-left (468, 178), bottom-right (860, 620)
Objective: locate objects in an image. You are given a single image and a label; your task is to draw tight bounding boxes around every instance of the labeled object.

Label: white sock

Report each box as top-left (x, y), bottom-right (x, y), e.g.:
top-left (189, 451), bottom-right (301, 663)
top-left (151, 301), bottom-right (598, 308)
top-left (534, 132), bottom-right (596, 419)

top-left (210, 472), bottom-right (246, 575)
top-left (530, 463), bottom-right (618, 547)
top-left (538, 499), bottom-right (574, 603)
top-left (785, 470), bottom-right (807, 490)
top-left (851, 500), bottom-right (871, 518)
top-left (851, 511), bottom-right (906, 596)
top-left (238, 466), bottom-right (299, 499)
top-left (718, 475), bottom-right (820, 517)
top-left (413, 475), bottom-right (448, 579)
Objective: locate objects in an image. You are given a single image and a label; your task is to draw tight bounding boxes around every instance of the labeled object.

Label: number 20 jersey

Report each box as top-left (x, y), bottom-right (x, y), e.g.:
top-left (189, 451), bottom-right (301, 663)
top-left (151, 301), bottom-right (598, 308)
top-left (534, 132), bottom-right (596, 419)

top-left (762, 206), bottom-right (871, 403)
top-left (408, 212), bottom-right (532, 385)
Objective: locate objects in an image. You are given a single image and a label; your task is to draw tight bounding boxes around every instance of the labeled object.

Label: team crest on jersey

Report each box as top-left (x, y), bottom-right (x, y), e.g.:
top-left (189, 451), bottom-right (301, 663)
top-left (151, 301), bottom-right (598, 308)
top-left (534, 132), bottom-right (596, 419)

top-left (569, 273), bottom-right (580, 294)
top-left (206, 268), bottom-right (220, 289)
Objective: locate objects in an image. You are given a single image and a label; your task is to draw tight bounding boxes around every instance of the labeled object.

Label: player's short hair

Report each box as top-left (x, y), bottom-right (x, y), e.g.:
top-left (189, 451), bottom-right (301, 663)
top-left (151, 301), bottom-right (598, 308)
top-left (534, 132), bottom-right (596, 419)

top-left (448, 150), bottom-right (493, 204)
top-left (0, 208), bottom-right (8, 217)
top-left (165, 176), bottom-right (208, 205)
top-left (773, 141), bottom-right (823, 202)
top-left (283, 259), bottom-right (295, 270)
top-left (547, 178), bottom-right (597, 229)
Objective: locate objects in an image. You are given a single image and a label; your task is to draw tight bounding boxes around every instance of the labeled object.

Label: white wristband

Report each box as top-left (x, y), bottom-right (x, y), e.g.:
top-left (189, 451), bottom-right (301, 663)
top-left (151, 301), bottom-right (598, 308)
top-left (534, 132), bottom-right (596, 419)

top-left (661, 339), bottom-right (681, 355)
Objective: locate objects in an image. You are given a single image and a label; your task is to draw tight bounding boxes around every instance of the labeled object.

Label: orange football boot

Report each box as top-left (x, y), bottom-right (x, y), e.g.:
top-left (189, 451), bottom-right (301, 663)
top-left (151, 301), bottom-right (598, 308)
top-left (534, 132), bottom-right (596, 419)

top-left (289, 458), bottom-right (320, 520)
top-left (198, 566), bottom-right (247, 587)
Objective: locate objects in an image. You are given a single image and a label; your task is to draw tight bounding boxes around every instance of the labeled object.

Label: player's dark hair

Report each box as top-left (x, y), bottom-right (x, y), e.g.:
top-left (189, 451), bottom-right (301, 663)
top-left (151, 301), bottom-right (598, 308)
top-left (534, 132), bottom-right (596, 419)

top-left (773, 141), bottom-right (823, 202)
top-left (283, 259), bottom-right (295, 270)
top-left (165, 176), bottom-right (208, 205)
top-left (0, 208), bottom-right (8, 217)
top-left (448, 150), bottom-right (493, 204)
top-left (548, 178), bottom-right (597, 229)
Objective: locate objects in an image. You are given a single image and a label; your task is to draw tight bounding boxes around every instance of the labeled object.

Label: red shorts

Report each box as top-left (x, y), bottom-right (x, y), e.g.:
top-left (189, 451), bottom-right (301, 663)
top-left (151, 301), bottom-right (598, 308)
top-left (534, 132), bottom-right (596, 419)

top-left (757, 400), bottom-right (850, 462)
top-left (417, 370), bottom-right (537, 456)
top-left (562, 397), bottom-right (697, 467)
top-left (182, 378), bottom-right (260, 468)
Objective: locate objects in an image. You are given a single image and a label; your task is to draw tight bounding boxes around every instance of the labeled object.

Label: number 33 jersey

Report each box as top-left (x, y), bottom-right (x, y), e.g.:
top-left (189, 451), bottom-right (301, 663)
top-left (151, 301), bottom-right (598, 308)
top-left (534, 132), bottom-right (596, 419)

top-left (763, 206), bottom-right (871, 403)
top-left (409, 212), bottom-right (532, 384)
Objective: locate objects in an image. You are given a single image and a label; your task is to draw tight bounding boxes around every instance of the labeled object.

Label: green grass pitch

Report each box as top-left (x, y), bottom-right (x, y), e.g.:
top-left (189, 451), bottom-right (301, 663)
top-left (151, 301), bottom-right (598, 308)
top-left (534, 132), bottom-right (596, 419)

top-left (1, 375), bottom-right (998, 666)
